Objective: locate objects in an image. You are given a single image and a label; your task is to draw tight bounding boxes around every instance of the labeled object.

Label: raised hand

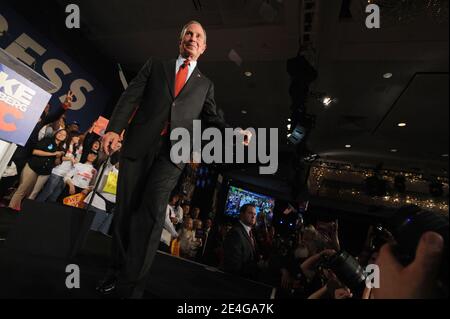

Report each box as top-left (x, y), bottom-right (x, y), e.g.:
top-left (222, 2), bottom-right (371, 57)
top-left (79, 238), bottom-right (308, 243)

top-left (239, 129), bottom-right (253, 146)
top-left (65, 90), bottom-right (74, 103)
top-left (373, 231), bottom-right (444, 299)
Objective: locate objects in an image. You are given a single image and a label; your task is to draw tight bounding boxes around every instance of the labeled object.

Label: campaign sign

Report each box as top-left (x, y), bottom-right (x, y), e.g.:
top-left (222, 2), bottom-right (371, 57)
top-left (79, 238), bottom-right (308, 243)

top-left (92, 116), bottom-right (109, 136)
top-left (0, 63), bottom-right (51, 146)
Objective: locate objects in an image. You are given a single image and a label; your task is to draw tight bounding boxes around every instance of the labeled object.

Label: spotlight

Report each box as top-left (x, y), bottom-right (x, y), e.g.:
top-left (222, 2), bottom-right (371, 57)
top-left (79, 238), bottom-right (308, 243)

top-left (323, 97), bottom-right (332, 105)
top-left (321, 96), bottom-right (338, 108)
top-left (397, 122), bottom-right (407, 127)
top-left (310, 92), bottom-right (338, 108)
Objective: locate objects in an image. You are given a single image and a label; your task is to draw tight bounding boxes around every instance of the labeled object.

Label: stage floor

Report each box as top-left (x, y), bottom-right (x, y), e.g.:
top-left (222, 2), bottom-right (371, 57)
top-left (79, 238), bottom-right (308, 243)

top-left (0, 206), bottom-right (274, 299)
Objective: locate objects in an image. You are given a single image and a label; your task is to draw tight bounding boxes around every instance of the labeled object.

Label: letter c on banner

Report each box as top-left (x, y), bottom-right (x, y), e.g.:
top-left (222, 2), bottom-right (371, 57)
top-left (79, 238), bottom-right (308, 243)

top-left (0, 101), bottom-right (24, 132)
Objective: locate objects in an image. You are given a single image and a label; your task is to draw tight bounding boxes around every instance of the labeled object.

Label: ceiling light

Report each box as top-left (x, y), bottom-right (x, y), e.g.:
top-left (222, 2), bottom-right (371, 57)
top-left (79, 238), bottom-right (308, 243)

top-left (442, 154), bottom-right (448, 157)
top-left (322, 97), bottom-right (332, 106)
top-left (241, 110), bottom-right (247, 114)
top-left (345, 144), bottom-right (351, 148)
top-left (397, 122), bottom-right (407, 127)
top-left (287, 124), bottom-right (291, 130)
top-left (244, 71), bottom-right (252, 77)
top-left (383, 73), bottom-right (393, 79)
top-left (287, 118), bottom-right (291, 122)
top-left (390, 149), bottom-right (398, 153)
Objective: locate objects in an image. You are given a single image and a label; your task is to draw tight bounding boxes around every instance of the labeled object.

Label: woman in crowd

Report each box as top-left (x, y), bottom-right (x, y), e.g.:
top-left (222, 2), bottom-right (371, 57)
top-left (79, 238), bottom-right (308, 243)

top-left (59, 151), bottom-right (98, 202)
top-left (178, 217), bottom-right (202, 260)
top-left (80, 139), bottom-right (100, 164)
top-left (85, 156), bottom-right (119, 236)
top-left (38, 115), bottom-right (66, 141)
top-left (8, 129), bottom-right (68, 210)
top-left (35, 131), bottom-right (83, 202)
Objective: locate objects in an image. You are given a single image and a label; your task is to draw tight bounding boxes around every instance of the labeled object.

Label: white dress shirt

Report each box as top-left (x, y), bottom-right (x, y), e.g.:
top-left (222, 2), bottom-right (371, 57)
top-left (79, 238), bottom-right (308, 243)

top-left (239, 220), bottom-right (252, 237)
top-left (176, 55), bottom-right (197, 81)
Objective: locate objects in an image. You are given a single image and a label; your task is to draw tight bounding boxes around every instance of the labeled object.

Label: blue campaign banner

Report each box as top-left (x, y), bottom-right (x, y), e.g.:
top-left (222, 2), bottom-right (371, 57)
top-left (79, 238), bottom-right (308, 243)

top-left (0, 4), bottom-right (111, 132)
top-left (0, 63), bottom-right (51, 146)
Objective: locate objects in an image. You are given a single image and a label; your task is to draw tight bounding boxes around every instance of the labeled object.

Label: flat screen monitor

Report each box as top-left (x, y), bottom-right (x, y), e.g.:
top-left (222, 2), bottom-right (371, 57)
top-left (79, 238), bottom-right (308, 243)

top-left (224, 185), bottom-right (275, 219)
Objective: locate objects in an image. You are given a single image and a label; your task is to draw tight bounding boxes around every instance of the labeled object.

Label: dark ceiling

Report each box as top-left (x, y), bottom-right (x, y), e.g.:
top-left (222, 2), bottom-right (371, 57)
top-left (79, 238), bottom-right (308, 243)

top-left (4, 0), bottom-right (449, 177)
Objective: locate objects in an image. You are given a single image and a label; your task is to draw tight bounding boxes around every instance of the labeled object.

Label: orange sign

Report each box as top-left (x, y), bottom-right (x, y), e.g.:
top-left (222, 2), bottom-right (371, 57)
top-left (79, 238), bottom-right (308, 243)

top-left (92, 116), bottom-right (109, 136)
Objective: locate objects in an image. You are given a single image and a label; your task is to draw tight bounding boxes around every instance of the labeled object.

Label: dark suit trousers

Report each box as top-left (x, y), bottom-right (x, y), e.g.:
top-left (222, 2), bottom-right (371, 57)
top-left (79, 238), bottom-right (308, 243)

top-left (110, 136), bottom-right (183, 298)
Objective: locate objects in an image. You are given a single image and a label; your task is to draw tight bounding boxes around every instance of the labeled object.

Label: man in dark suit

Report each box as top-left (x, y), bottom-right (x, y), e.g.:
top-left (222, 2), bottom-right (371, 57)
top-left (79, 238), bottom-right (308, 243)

top-left (98, 21), bottom-right (251, 298)
top-left (223, 204), bottom-right (259, 280)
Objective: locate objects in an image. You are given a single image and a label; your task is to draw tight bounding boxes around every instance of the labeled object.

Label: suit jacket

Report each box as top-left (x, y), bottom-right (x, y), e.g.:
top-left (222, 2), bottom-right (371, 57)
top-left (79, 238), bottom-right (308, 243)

top-left (223, 222), bottom-right (258, 279)
top-left (106, 57), bottom-right (228, 161)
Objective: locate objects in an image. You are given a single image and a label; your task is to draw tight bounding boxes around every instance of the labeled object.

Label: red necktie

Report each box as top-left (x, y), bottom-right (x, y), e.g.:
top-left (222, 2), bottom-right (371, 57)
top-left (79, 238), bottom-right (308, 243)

top-left (249, 229), bottom-right (256, 250)
top-left (161, 60), bottom-right (190, 136)
top-left (174, 59), bottom-right (190, 97)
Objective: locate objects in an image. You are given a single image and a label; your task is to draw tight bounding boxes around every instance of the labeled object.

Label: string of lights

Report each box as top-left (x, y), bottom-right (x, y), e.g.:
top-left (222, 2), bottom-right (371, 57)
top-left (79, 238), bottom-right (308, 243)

top-left (309, 162), bottom-right (449, 214)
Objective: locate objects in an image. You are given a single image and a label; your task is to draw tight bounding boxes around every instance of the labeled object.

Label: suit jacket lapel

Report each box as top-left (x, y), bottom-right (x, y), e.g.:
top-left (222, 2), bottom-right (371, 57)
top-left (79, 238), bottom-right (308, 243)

top-left (163, 59), bottom-right (176, 99)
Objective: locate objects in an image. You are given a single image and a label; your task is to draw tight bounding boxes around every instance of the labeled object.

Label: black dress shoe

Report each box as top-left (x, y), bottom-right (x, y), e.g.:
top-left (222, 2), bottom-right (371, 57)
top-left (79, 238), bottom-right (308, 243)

top-left (96, 274), bottom-right (118, 295)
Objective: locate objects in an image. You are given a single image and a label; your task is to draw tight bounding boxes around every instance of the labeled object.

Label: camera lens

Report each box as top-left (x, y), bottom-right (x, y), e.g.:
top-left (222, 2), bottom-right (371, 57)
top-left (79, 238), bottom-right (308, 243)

top-left (327, 251), bottom-right (366, 296)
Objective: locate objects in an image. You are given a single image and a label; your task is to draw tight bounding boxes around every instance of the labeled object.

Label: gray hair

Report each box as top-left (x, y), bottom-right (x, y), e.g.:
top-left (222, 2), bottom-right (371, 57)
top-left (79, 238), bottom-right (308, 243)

top-left (179, 20), bottom-right (207, 43)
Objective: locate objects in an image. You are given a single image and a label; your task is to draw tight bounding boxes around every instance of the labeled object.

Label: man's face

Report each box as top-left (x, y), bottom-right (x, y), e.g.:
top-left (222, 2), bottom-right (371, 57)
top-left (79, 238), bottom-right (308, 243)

top-left (179, 23), bottom-right (207, 61)
top-left (240, 206), bottom-right (257, 227)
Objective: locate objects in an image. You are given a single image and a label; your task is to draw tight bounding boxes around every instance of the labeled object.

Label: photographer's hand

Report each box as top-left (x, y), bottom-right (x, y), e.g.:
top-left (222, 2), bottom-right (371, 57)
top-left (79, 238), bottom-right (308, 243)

top-left (334, 287), bottom-right (353, 299)
top-left (300, 249), bottom-right (335, 280)
top-left (373, 231), bottom-right (443, 299)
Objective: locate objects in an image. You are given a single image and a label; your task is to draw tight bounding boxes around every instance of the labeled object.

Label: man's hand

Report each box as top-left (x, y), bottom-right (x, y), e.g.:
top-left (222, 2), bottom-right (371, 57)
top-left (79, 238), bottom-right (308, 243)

top-left (102, 131), bottom-right (120, 155)
top-left (69, 184), bottom-right (76, 195)
top-left (239, 129), bottom-right (253, 146)
top-left (373, 231), bottom-right (444, 299)
top-left (300, 249), bottom-right (336, 279)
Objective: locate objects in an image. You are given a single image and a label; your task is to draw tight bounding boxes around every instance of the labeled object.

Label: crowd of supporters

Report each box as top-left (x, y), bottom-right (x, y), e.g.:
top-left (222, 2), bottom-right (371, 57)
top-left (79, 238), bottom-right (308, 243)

top-left (0, 91), bottom-right (118, 233)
